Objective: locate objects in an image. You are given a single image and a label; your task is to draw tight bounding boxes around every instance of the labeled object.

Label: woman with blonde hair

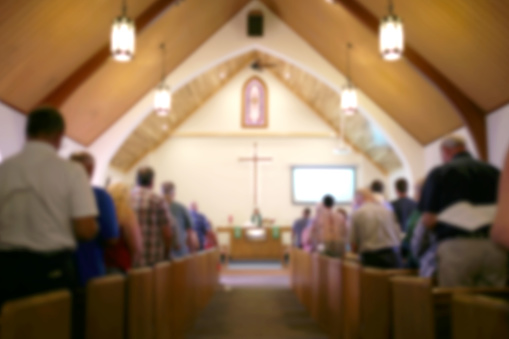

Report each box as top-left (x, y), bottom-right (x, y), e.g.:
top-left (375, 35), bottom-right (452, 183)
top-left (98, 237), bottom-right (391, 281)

top-left (104, 182), bottom-right (143, 272)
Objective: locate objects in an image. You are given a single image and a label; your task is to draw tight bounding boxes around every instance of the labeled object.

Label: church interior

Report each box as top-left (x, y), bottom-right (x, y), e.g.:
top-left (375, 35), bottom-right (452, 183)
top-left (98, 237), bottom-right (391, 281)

top-left (0, 0), bottom-right (509, 338)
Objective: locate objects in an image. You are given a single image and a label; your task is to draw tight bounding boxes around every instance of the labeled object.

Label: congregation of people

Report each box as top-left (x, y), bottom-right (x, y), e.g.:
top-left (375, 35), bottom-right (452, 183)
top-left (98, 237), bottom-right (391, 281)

top-left (293, 135), bottom-right (509, 288)
top-left (0, 107), bottom-right (216, 308)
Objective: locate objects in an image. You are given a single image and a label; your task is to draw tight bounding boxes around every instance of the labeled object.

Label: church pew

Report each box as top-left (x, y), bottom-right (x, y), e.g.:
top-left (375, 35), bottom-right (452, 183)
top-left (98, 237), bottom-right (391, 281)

top-left (342, 260), bottom-right (362, 339)
top-left (359, 268), bottom-right (416, 339)
top-left (301, 249), bottom-right (313, 310)
top-left (327, 257), bottom-right (343, 339)
top-left (0, 290), bottom-right (71, 339)
top-left (154, 262), bottom-right (172, 339)
top-left (317, 255), bottom-right (330, 330)
top-left (310, 253), bottom-right (321, 321)
top-left (452, 294), bottom-right (509, 339)
top-left (170, 257), bottom-right (189, 339)
top-left (391, 276), bottom-right (509, 339)
top-left (127, 267), bottom-right (154, 339)
top-left (86, 275), bottom-right (126, 339)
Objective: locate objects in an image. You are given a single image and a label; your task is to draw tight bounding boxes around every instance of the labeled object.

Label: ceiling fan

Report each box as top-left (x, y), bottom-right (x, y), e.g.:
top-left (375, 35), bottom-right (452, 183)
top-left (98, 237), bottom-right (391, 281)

top-left (250, 59), bottom-right (278, 71)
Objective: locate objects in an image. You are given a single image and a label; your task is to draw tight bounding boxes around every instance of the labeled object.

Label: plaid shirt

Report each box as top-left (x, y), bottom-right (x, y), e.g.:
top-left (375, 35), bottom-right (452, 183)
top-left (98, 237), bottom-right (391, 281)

top-left (131, 187), bottom-right (172, 267)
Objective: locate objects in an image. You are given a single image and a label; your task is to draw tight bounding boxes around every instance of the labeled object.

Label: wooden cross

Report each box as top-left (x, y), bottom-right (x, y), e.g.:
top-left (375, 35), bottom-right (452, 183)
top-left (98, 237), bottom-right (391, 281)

top-left (238, 143), bottom-right (273, 208)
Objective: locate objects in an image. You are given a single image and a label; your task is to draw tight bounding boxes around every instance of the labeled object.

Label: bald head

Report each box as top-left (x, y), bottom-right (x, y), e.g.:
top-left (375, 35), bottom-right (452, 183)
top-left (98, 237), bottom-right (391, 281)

top-left (190, 201), bottom-right (198, 212)
top-left (70, 151), bottom-right (95, 178)
top-left (441, 135), bottom-right (467, 163)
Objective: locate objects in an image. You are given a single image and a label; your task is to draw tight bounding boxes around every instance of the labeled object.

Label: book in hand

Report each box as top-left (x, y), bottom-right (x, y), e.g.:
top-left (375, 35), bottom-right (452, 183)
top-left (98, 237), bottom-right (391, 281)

top-left (437, 201), bottom-right (497, 232)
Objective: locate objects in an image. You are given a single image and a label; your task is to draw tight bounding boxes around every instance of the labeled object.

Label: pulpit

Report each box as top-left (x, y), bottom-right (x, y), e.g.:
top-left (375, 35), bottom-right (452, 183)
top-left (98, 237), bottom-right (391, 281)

top-left (217, 226), bottom-right (292, 261)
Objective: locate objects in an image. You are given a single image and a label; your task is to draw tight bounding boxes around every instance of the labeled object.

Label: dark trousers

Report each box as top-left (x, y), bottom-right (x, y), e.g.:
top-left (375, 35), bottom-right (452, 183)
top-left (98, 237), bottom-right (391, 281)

top-left (361, 247), bottom-right (402, 269)
top-left (0, 250), bottom-right (77, 308)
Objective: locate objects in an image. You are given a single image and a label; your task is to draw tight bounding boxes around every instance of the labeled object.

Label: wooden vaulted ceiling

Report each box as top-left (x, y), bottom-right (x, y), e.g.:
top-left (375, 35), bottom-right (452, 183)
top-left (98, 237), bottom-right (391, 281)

top-left (112, 50), bottom-right (403, 174)
top-left (0, 0), bottom-right (508, 157)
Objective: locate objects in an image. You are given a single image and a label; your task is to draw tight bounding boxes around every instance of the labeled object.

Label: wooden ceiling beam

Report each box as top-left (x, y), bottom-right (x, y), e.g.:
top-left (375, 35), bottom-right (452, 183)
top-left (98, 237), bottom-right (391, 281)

top-left (330, 0), bottom-right (488, 160)
top-left (37, 0), bottom-right (182, 109)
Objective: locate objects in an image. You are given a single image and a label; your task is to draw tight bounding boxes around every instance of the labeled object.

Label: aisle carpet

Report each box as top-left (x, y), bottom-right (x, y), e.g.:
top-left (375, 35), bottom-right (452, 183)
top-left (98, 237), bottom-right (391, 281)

top-left (186, 288), bottom-right (328, 339)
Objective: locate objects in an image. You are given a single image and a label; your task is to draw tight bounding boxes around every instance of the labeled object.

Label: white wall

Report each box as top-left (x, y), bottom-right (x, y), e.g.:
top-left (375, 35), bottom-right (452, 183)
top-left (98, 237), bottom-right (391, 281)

top-left (90, 0), bottom-right (423, 187)
top-left (125, 68), bottom-right (388, 226)
top-left (0, 102), bottom-right (26, 162)
top-left (487, 102), bottom-right (509, 169)
top-left (0, 100), bottom-right (87, 162)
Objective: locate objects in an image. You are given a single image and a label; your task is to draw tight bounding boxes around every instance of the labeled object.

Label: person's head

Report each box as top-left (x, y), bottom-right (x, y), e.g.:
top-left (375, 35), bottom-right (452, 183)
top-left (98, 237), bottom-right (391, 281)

top-left (370, 180), bottom-right (385, 194)
top-left (190, 201), bottom-right (198, 212)
top-left (107, 182), bottom-right (136, 225)
top-left (136, 167), bottom-right (155, 188)
top-left (322, 195), bottom-right (335, 209)
top-left (253, 208), bottom-right (260, 215)
top-left (395, 178), bottom-right (409, 198)
top-left (354, 188), bottom-right (375, 207)
top-left (441, 135), bottom-right (467, 163)
top-left (161, 181), bottom-right (176, 199)
top-left (303, 208), bottom-right (311, 219)
top-left (70, 151), bottom-right (95, 178)
top-left (26, 107), bottom-right (65, 149)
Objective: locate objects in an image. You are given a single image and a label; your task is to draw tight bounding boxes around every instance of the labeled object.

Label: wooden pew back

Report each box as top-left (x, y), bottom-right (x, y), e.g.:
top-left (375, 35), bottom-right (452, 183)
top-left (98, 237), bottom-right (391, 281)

top-left (342, 260), bottom-right (361, 339)
top-left (86, 275), bottom-right (126, 339)
top-left (154, 262), bottom-right (172, 339)
top-left (392, 275), bottom-right (509, 339)
top-left (0, 290), bottom-right (71, 339)
top-left (327, 257), bottom-right (343, 339)
top-left (453, 294), bottom-right (509, 339)
top-left (127, 267), bottom-right (154, 339)
top-left (360, 268), bottom-right (415, 339)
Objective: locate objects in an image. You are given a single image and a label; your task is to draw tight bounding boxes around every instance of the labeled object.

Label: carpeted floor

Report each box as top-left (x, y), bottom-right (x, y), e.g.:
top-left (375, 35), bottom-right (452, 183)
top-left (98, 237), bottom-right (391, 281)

top-left (186, 288), bottom-right (328, 339)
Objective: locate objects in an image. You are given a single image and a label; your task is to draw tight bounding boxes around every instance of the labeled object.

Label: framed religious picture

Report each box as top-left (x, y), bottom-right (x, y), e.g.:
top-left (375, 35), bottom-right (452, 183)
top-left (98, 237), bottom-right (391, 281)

top-left (242, 76), bottom-right (268, 128)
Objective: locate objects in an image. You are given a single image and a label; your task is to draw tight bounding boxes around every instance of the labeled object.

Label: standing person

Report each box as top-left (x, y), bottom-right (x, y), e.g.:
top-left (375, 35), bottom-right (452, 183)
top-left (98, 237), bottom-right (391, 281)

top-left (105, 182), bottom-right (143, 272)
top-left (161, 182), bottom-right (195, 258)
top-left (292, 208), bottom-right (311, 248)
top-left (189, 202), bottom-right (211, 251)
top-left (370, 180), bottom-right (393, 211)
top-left (309, 195), bottom-right (347, 257)
top-left (132, 168), bottom-right (172, 266)
top-left (0, 107), bottom-right (98, 306)
top-left (251, 208), bottom-right (263, 227)
top-left (70, 152), bottom-right (119, 286)
top-left (350, 188), bottom-right (402, 268)
top-left (420, 135), bottom-right (506, 287)
top-left (391, 178), bottom-right (418, 232)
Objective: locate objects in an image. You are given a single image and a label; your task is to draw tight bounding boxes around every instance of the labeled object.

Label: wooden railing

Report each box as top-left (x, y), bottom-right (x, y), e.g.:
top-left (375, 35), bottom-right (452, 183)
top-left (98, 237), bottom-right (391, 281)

top-left (0, 249), bottom-right (220, 339)
top-left (290, 247), bottom-right (509, 339)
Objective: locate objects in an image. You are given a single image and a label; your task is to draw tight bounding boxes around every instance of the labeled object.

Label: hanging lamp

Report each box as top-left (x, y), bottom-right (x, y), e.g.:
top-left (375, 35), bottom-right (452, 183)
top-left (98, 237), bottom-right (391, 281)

top-left (380, 0), bottom-right (404, 61)
top-left (154, 43), bottom-right (172, 116)
top-left (111, 0), bottom-right (136, 62)
top-left (341, 43), bottom-right (358, 115)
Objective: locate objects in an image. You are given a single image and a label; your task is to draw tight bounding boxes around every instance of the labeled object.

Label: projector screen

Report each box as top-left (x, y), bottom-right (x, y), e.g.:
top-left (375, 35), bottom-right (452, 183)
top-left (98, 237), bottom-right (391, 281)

top-left (292, 166), bottom-right (356, 204)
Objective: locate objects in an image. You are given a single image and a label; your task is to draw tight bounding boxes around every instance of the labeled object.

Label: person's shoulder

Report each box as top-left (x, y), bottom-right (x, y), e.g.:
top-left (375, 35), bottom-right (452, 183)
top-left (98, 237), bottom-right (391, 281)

top-left (93, 187), bottom-right (114, 203)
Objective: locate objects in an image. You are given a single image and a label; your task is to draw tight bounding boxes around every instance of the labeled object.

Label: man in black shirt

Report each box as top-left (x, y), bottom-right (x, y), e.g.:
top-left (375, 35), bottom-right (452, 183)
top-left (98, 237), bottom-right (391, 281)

top-left (419, 135), bottom-right (506, 287)
top-left (391, 178), bottom-right (417, 232)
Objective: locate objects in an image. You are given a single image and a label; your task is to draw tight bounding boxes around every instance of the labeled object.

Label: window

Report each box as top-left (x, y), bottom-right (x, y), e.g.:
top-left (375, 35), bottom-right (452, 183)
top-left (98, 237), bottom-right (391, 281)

top-left (292, 166), bottom-right (357, 204)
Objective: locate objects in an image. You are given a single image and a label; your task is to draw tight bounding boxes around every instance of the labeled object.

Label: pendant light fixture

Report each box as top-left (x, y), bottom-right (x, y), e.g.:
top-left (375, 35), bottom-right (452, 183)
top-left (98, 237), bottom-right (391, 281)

top-left (111, 0), bottom-right (135, 62)
top-left (341, 43), bottom-right (357, 115)
top-left (154, 43), bottom-right (172, 117)
top-left (380, 0), bottom-right (404, 61)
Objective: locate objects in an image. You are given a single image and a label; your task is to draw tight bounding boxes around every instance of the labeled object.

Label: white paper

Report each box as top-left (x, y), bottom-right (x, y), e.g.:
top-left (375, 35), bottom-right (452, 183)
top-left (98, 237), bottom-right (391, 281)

top-left (437, 201), bottom-right (497, 232)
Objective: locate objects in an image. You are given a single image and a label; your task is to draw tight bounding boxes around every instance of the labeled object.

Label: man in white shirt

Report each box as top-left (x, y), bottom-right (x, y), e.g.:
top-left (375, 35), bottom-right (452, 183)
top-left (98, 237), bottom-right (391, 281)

top-left (0, 107), bottom-right (98, 306)
top-left (350, 188), bottom-right (402, 268)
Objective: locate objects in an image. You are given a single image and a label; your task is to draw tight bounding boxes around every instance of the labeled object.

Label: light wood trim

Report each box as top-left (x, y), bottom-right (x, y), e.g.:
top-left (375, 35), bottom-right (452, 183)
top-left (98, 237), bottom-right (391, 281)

top-left (270, 69), bottom-right (389, 176)
top-left (330, 0), bottom-right (487, 160)
top-left (172, 131), bottom-right (336, 138)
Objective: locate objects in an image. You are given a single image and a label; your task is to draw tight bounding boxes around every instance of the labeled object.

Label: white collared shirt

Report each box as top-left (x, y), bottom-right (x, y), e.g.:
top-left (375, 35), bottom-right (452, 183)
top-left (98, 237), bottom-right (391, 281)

top-left (0, 141), bottom-right (98, 252)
